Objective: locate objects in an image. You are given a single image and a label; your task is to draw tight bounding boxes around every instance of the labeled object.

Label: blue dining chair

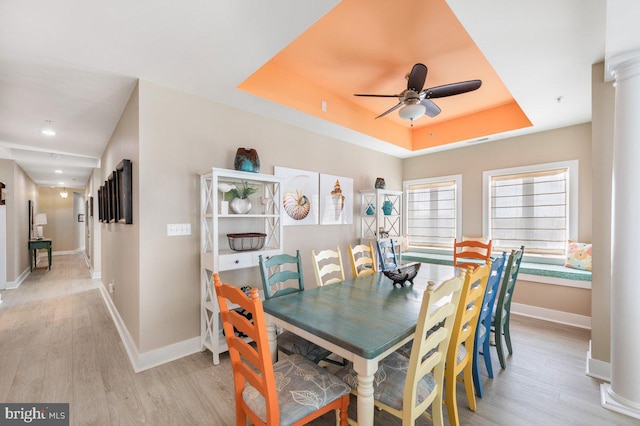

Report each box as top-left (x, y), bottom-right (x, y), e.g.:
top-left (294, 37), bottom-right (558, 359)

top-left (376, 239), bottom-right (398, 271)
top-left (492, 246), bottom-right (525, 369)
top-left (472, 251), bottom-right (507, 398)
top-left (258, 251), bottom-right (332, 364)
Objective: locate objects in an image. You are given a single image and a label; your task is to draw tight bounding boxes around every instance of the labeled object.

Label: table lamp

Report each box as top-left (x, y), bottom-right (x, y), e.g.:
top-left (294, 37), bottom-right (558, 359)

top-left (35, 213), bottom-right (47, 239)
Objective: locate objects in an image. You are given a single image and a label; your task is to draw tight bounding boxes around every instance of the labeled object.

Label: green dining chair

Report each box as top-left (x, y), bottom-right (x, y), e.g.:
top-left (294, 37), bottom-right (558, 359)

top-left (258, 251), bottom-right (332, 364)
top-left (492, 246), bottom-right (525, 369)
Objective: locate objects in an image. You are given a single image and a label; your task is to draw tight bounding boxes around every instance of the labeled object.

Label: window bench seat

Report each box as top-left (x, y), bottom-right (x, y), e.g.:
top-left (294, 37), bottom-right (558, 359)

top-left (401, 252), bottom-right (591, 289)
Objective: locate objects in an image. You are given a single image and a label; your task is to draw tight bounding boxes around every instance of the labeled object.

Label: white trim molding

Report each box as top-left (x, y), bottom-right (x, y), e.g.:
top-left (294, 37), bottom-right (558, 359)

top-left (99, 285), bottom-right (201, 372)
top-left (601, 384), bottom-right (640, 421)
top-left (586, 340), bottom-right (611, 382)
top-left (4, 267), bottom-right (30, 290)
top-left (511, 302), bottom-right (591, 330)
top-left (518, 273), bottom-right (591, 289)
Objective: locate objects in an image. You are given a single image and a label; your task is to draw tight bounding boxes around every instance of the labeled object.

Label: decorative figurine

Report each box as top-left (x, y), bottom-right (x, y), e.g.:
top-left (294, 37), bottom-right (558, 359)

top-left (375, 177), bottom-right (386, 189)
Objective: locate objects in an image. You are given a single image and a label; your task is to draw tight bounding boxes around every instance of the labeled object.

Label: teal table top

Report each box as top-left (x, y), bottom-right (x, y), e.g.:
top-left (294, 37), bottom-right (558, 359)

top-left (262, 264), bottom-right (458, 359)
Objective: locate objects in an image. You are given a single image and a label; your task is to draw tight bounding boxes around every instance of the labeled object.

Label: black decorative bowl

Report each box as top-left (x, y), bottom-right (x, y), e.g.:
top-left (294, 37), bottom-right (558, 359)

top-left (383, 262), bottom-right (421, 287)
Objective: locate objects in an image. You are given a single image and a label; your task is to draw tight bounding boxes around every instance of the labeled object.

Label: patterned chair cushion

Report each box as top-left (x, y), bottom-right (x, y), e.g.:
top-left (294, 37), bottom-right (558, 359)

top-left (242, 354), bottom-right (350, 426)
top-left (335, 351), bottom-right (436, 411)
top-left (277, 331), bottom-right (331, 363)
top-left (397, 340), bottom-right (466, 366)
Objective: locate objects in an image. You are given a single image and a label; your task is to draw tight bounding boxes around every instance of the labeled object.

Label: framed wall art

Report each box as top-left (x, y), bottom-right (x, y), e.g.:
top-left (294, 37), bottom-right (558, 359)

top-left (274, 166), bottom-right (319, 226)
top-left (319, 173), bottom-right (353, 225)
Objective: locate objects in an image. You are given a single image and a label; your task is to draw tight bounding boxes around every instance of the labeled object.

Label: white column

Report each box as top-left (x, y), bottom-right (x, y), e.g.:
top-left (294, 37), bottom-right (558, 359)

top-left (601, 50), bottom-right (640, 420)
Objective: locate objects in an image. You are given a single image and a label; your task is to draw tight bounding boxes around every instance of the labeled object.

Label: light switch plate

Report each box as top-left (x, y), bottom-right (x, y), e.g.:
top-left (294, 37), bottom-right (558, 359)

top-left (167, 223), bottom-right (191, 236)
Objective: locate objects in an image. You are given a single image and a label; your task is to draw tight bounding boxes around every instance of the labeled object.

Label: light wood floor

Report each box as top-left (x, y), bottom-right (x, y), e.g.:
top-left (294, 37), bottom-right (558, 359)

top-left (0, 253), bottom-right (637, 425)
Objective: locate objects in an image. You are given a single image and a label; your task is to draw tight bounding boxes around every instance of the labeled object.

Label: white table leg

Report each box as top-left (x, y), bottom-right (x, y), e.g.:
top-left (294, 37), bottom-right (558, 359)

top-left (265, 318), bottom-right (278, 363)
top-left (352, 357), bottom-right (377, 426)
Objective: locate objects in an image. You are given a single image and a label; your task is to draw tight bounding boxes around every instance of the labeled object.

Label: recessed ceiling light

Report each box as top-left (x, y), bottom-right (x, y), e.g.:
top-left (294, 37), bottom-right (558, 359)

top-left (41, 119), bottom-right (56, 137)
top-left (58, 182), bottom-right (65, 185)
top-left (55, 170), bottom-right (63, 174)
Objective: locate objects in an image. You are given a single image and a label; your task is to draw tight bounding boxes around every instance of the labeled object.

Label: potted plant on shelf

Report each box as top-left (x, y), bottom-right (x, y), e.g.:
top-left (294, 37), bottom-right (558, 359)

top-left (224, 181), bottom-right (257, 214)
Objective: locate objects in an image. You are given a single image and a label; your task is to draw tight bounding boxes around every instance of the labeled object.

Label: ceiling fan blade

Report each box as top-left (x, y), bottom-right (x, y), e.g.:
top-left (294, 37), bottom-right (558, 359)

top-left (423, 79), bottom-right (482, 99)
top-left (354, 93), bottom-right (399, 97)
top-left (407, 63), bottom-right (428, 92)
top-left (375, 102), bottom-right (404, 119)
top-left (420, 99), bottom-right (441, 117)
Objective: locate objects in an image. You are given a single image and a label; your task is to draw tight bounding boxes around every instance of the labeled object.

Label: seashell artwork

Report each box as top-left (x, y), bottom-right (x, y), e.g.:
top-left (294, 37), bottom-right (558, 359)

top-left (283, 190), bottom-right (311, 220)
top-left (330, 179), bottom-right (345, 220)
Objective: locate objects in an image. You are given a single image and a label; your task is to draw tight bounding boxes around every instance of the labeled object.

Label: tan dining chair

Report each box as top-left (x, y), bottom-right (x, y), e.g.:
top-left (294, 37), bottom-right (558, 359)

top-left (348, 242), bottom-right (377, 277)
top-left (336, 275), bottom-right (464, 425)
top-left (213, 273), bottom-right (350, 426)
top-left (445, 261), bottom-right (491, 426)
top-left (312, 246), bottom-right (346, 286)
top-left (453, 237), bottom-right (492, 270)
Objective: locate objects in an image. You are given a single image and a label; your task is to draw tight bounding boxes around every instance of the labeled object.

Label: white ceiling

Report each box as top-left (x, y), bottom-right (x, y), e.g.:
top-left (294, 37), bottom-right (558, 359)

top-left (0, 0), bottom-right (634, 188)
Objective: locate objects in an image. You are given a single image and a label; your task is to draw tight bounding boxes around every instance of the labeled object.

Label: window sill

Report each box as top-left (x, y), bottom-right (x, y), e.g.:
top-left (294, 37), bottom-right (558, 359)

top-left (400, 252), bottom-right (591, 289)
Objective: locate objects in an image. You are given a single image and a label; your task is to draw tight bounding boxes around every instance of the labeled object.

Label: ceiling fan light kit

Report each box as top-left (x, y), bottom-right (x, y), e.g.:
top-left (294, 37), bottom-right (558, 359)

top-left (399, 103), bottom-right (426, 121)
top-left (354, 63), bottom-right (482, 125)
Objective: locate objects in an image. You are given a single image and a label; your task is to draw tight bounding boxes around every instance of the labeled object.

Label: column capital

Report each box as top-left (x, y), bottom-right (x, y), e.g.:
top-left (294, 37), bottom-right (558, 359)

top-left (608, 49), bottom-right (640, 82)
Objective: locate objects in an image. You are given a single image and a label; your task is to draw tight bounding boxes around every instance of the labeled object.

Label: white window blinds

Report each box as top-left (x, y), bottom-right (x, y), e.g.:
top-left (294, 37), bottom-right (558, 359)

top-left (406, 179), bottom-right (457, 248)
top-left (490, 168), bottom-right (568, 255)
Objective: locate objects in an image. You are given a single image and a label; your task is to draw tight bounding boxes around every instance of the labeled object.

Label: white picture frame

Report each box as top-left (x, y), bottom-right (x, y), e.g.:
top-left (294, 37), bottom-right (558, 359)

top-left (274, 166), bottom-right (319, 226)
top-left (319, 173), bottom-right (353, 225)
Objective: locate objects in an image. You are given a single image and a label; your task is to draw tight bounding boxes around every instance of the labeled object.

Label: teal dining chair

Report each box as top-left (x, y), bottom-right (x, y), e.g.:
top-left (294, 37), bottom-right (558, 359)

top-left (472, 251), bottom-right (507, 398)
top-left (258, 251), bottom-right (332, 364)
top-left (376, 239), bottom-right (398, 271)
top-left (492, 246), bottom-right (525, 369)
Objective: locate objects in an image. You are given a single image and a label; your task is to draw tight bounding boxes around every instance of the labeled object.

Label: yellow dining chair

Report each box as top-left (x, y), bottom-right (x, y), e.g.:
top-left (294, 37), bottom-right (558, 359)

top-left (312, 246), bottom-right (346, 286)
top-left (445, 261), bottom-right (491, 426)
top-left (348, 242), bottom-right (377, 277)
top-left (453, 238), bottom-right (492, 270)
top-left (213, 273), bottom-right (350, 426)
top-left (336, 275), bottom-right (464, 425)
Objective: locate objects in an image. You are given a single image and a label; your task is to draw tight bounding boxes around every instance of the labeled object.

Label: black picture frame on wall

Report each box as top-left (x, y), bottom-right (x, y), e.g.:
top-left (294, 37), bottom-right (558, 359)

top-left (116, 159), bottom-right (133, 224)
top-left (96, 159), bottom-right (132, 225)
top-left (109, 172), bottom-right (118, 223)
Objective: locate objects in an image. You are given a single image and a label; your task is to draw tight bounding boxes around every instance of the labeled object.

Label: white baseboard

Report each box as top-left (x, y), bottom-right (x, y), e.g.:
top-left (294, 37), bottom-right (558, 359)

top-left (83, 253), bottom-right (101, 279)
top-left (4, 267), bottom-right (30, 290)
top-left (98, 286), bottom-right (201, 372)
top-left (601, 383), bottom-right (640, 420)
top-left (511, 302), bottom-right (591, 330)
top-left (586, 340), bottom-right (611, 381)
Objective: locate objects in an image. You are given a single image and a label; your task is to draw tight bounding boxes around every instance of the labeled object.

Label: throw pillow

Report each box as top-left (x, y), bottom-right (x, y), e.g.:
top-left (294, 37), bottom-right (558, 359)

top-left (565, 241), bottom-right (592, 271)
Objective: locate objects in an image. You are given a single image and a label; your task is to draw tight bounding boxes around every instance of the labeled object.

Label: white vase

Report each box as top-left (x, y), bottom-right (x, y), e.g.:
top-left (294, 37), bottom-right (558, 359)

top-left (229, 198), bottom-right (251, 214)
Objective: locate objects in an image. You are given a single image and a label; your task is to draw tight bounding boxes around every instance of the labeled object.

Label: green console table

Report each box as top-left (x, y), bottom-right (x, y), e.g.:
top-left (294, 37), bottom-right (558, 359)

top-left (29, 238), bottom-right (52, 271)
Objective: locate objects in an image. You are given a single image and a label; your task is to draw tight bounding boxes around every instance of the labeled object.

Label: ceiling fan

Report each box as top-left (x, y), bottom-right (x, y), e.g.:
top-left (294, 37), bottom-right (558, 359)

top-left (354, 63), bottom-right (482, 126)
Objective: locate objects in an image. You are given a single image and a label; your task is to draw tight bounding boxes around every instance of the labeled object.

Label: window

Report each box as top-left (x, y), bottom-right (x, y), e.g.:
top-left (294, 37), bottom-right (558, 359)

top-left (483, 160), bottom-right (578, 258)
top-left (404, 175), bottom-right (461, 250)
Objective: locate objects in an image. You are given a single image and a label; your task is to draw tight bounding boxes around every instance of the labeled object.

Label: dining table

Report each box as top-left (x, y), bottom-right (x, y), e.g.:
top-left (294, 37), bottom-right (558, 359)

top-left (262, 262), bottom-right (459, 426)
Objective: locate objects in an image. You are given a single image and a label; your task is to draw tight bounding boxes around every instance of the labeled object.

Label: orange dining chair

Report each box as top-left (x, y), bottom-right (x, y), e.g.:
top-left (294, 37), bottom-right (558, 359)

top-left (311, 246), bottom-right (346, 286)
top-left (453, 238), bottom-right (492, 270)
top-left (213, 273), bottom-right (350, 426)
top-left (445, 261), bottom-right (491, 426)
top-left (336, 275), bottom-right (464, 425)
top-left (348, 242), bottom-right (377, 277)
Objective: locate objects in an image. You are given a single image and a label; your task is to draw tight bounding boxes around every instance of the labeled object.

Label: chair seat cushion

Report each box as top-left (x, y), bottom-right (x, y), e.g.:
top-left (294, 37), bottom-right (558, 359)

top-left (334, 352), bottom-right (436, 411)
top-left (242, 354), bottom-right (350, 426)
top-left (277, 331), bottom-right (331, 363)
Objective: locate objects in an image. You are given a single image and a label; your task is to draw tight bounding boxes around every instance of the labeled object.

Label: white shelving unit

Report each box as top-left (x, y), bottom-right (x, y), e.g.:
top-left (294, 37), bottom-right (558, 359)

top-left (200, 168), bottom-right (282, 364)
top-left (360, 189), bottom-right (403, 243)
top-left (360, 189), bottom-right (403, 265)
